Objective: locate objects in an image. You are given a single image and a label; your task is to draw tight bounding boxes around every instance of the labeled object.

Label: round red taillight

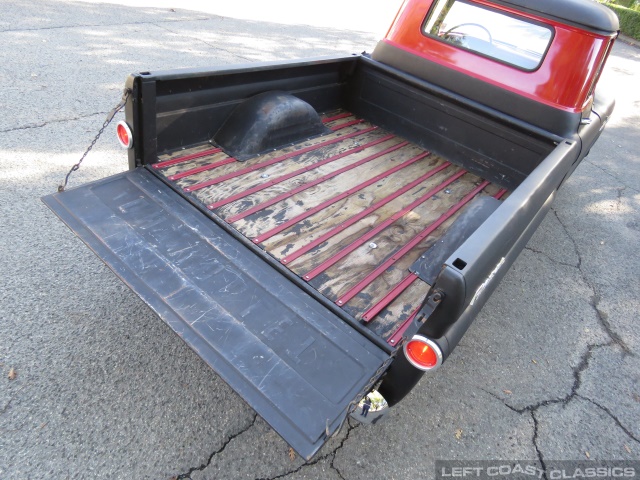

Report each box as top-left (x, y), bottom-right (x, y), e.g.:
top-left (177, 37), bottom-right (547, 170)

top-left (116, 121), bottom-right (133, 149)
top-left (404, 335), bottom-right (442, 371)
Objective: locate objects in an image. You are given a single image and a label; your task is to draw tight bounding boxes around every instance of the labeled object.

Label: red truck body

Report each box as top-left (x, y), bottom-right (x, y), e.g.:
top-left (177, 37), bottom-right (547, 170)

top-left (383, 0), bottom-right (617, 113)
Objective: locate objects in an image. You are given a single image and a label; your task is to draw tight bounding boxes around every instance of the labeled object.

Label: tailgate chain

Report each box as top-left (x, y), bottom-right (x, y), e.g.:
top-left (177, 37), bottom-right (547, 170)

top-left (57, 88), bottom-right (132, 192)
top-left (328, 343), bottom-right (402, 438)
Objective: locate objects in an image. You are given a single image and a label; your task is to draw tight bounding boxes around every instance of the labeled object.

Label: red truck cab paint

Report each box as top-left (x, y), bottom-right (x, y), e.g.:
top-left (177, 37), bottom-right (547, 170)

top-left (374, 0), bottom-right (618, 135)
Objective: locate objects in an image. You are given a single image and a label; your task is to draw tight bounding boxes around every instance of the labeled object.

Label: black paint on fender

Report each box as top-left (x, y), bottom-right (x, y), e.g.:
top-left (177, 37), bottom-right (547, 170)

top-left (410, 196), bottom-right (502, 286)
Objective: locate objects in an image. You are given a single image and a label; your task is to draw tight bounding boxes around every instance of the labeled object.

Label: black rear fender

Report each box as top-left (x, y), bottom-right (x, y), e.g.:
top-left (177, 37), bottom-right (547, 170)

top-left (379, 138), bottom-right (580, 406)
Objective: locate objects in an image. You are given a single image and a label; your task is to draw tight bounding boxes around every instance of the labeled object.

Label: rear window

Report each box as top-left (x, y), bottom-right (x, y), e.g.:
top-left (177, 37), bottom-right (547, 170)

top-left (423, 0), bottom-right (553, 71)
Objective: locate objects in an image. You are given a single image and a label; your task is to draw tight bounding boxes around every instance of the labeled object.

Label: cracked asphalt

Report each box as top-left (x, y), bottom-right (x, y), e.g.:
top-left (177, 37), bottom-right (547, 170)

top-left (1, 1), bottom-right (638, 478)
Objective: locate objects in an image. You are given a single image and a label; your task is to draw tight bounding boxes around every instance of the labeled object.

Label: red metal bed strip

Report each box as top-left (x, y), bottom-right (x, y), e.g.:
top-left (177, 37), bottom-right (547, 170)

top-left (322, 112), bottom-right (353, 123)
top-left (387, 308), bottom-right (420, 347)
top-left (494, 188), bottom-right (508, 199)
top-left (280, 161), bottom-right (450, 265)
top-left (335, 181), bottom-right (490, 306)
top-left (183, 126), bottom-right (378, 191)
top-left (168, 157), bottom-right (237, 181)
top-left (361, 273), bottom-right (420, 322)
top-left (330, 119), bottom-right (365, 130)
top-left (359, 186), bottom-right (507, 321)
top-left (247, 149), bottom-right (429, 240)
top-left (227, 140), bottom-right (410, 223)
top-left (302, 169), bottom-right (468, 281)
top-left (207, 134), bottom-right (396, 210)
top-left (152, 147), bottom-right (223, 170)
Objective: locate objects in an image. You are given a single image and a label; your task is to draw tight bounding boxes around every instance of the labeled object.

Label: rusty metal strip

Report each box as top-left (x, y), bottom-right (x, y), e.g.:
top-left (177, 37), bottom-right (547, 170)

top-left (361, 273), bottom-right (420, 323)
top-left (302, 170), bottom-right (468, 281)
top-left (152, 147), bottom-right (223, 170)
top-left (184, 126), bottom-right (378, 192)
top-left (335, 181), bottom-right (491, 306)
top-left (281, 161), bottom-right (450, 265)
top-left (248, 149), bottom-right (429, 241)
top-left (207, 134), bottom-right (396, 210)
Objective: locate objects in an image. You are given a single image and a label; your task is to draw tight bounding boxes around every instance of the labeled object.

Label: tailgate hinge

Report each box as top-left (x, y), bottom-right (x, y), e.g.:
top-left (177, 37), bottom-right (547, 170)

top-left (416, 289), bottom-right (445, 324)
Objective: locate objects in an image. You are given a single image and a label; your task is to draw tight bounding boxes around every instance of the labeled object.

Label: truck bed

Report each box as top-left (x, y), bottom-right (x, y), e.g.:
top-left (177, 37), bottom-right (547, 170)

top-left (44, 55), bottom-right (571, 459)
top-left (152, 111), bottom-right (507, 341)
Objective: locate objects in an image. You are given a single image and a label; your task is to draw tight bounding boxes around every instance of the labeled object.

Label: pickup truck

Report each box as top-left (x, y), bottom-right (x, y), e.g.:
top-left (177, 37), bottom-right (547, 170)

top-left (43, 0), bottom-right (619, 460)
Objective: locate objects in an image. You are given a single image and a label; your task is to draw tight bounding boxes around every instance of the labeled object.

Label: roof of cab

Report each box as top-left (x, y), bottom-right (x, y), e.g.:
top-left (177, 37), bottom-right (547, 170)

top-left (494, 0), bottom-right (619, 33)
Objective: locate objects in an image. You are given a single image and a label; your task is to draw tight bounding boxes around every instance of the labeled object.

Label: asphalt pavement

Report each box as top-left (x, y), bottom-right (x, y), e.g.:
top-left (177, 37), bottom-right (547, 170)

top-left (1, 1), bottom-right (638, 479)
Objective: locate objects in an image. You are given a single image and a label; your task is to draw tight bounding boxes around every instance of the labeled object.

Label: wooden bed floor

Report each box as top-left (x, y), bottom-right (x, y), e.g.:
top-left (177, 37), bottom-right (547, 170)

top-left (153, 111), bottom-right (507, 341)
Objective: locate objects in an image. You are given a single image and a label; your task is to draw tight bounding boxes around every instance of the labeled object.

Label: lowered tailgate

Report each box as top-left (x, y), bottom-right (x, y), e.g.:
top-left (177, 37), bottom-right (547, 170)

top-left (42, 168), bottom-right (389, 460)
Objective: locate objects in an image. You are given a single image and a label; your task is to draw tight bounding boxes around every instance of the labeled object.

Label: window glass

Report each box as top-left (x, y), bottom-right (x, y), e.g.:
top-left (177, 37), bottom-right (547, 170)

top-left (424, 0), bottom-right (553, 70)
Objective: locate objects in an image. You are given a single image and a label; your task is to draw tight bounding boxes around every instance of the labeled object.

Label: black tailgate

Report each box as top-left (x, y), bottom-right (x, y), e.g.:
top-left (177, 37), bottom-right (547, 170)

top-left (42, 168), bottom-right (389, 460)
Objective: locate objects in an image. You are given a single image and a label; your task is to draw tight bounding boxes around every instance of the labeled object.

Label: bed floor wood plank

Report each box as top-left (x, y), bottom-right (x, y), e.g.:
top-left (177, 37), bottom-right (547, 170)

top-left (211, 136), bottom-right (409, 224)
top-left (227, 143), bottom-right (428, 239)
top-left (260, 153), bottom-right (447, 258)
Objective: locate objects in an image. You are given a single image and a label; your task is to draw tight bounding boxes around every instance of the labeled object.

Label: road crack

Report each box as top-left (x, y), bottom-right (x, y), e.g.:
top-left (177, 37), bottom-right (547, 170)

top-left (583, 160), bottom-right (640, 194)
top-left (578, 395), bottom-right (640, 445)
top-left (330, 452), bottom-right (347, 480)
top-left (0, 398), bottom-right (14, 417)
top-left (482, 342), bottom-right (615, 478)
top-left (552, 209), bottom-right (631, 354)
top-left (257, 420), bottom-right (359, 480)
top-left (151, 23), bottom-right (253, 62)
top-left (0, 17), bottom-right (211, 34)
top-left (616, 186), bottom-right (627, 211)
top-left (483, 342), bottom-right (611, 415)
top-left (531, 411), bottom-right (548, 480)
top-left (0, 111), bottom-right (114, 134)
top-left (524, 246), bottom-right (579, 269)
top-left (174, 413), bottom-right (257, 480)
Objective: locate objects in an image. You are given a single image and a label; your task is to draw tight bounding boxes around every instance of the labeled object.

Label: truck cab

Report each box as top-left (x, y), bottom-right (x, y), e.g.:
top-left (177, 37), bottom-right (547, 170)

top-left (376, 0), bottom-right (617, 134)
